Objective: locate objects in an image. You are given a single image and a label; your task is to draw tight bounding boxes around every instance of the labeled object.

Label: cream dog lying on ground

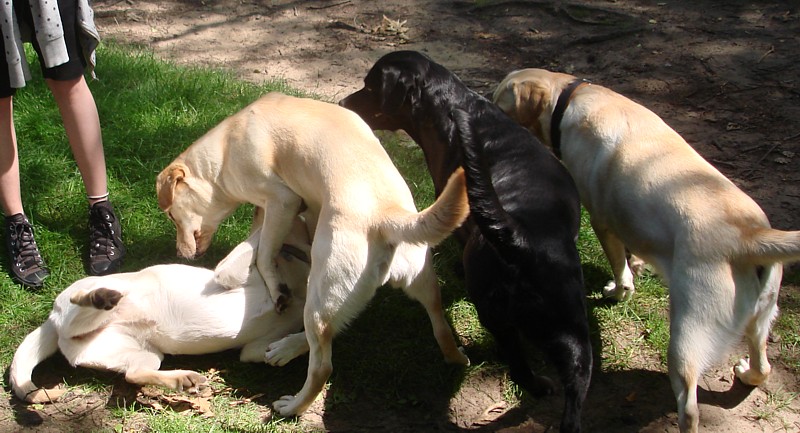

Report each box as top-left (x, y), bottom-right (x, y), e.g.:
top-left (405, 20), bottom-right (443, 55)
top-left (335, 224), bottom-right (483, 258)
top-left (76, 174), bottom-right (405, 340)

top-left (156, 92), bottom-right (470, 416)
top-left (493, 68), bottom-right (800, 432)
top-left (10, 221), bottom-right (309, 404)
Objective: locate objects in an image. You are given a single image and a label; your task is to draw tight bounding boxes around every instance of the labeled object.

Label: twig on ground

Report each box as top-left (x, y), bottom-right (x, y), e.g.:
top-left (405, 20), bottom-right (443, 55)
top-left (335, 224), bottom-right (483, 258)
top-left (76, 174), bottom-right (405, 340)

top-left (757, 45), bottom-right (775, 64)
top-left (755, 142), bottom-right (781, 165)
top-left (782, 131), bottom-right (800, 141)
top-left (308, 0), bottom-right (351, 10)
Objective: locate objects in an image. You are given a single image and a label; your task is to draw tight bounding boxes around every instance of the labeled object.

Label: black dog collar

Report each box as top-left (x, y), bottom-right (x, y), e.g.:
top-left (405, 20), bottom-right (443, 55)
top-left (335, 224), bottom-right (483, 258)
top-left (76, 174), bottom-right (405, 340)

top-left (550, 78), bottom-right (590, 159)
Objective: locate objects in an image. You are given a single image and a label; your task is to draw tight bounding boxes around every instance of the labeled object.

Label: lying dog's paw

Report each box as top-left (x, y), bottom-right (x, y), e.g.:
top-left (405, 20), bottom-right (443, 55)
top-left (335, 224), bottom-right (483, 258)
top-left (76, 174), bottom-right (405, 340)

top-left (164, 370), bottom-right (209, 393)
top-left (734, 357), bottom-right (769, 386)
top-left (603, 281), bottom-right (635, 302)
top-left (266, 333), bottom-right (309, 366)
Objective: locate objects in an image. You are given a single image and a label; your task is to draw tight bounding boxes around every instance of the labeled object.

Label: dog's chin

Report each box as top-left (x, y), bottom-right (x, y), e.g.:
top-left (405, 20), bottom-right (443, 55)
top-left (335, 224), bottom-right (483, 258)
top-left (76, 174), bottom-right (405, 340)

top-left (177, 244), bottom-right (206, 260)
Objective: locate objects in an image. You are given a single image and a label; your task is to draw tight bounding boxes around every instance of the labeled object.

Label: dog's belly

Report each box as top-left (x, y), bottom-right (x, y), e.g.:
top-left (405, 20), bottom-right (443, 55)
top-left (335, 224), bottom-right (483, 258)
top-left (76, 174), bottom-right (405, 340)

top-left (156, 335), bottom-right (251, 355)
top-left (149, 287), bottom-right (277, 355)
top-left (152, 314), bottom-right (271, 355)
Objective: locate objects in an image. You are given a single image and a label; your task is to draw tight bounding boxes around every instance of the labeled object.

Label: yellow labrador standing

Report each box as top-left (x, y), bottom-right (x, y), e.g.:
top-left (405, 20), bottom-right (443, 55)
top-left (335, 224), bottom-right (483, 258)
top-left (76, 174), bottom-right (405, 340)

top-left (156, 93), bottom-right (470, 416)
top-left (493, 68), bottom-right (800, 433)
top-left (10, 223), bottom-right (309, 404)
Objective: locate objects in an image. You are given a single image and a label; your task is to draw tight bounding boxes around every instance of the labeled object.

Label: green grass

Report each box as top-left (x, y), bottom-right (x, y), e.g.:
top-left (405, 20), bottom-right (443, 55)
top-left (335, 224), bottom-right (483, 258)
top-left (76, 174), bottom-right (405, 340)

top-left (749, 386), bottom-right (799, 430)
top-left (0, 42), bottom-right (798, 432)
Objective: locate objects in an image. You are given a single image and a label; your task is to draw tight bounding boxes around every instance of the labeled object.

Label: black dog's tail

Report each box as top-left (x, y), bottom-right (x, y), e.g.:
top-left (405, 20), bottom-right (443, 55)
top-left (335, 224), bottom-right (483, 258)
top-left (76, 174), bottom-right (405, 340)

top-left (450, 108), bottom-right (526, 261)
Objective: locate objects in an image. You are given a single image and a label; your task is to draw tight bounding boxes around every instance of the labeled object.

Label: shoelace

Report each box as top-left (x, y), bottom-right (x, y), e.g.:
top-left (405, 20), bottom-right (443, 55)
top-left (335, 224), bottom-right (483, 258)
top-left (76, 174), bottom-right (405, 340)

top-left (89, 207), bottom-right (118, 258)
top-left (9, 222), bottom-right (44, 271)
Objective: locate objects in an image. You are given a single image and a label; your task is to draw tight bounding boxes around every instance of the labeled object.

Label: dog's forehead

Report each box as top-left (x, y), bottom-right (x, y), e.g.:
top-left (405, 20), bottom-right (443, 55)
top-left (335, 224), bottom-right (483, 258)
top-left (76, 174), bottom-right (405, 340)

top-left (373, 52), bottom-right (431, 78)
top-left (364, 63), bottom-right (384, 83)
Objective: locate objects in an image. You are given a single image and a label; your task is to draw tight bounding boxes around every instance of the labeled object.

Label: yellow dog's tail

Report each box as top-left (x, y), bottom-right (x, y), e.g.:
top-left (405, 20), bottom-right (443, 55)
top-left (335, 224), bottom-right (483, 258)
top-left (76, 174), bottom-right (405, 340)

top-left (9, 319), bottom-right (66, 403)
top-left (380, 167), bottom-right (469, 247)
top-left (738, 228), bottom-right (800, 264)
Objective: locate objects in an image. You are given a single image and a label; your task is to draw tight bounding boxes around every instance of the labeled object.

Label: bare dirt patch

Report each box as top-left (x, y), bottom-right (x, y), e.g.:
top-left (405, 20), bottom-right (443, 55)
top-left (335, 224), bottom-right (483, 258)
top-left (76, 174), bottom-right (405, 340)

top-left (4, 1), bottom-right (799, 432)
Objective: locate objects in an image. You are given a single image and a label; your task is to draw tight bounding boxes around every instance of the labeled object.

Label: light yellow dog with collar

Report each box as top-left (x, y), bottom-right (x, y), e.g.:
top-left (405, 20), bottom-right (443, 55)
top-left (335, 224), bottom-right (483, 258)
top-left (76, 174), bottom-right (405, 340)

top-left (493, 68), bottom-right (800, 433)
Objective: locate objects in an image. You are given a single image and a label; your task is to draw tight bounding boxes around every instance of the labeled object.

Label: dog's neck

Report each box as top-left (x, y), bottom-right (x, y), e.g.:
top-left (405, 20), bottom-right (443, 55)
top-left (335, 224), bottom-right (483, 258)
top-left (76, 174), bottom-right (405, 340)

top-left (183, 117), bottom-right (235, 180)
top-left (550, 79), bottom-right (590, 159)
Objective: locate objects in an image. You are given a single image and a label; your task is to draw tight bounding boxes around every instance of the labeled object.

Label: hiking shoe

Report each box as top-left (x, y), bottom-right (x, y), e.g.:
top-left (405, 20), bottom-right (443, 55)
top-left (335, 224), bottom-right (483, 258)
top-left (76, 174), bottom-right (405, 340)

top-left (88, 200), bottom-right (126, 276)
top-left (5, 213), bottom-right (50, 288)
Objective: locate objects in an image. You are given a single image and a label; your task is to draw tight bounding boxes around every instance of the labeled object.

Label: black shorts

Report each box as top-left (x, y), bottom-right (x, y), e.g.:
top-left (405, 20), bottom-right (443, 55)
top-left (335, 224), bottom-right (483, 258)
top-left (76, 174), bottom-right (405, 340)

top-left (0, 0), bottom-right (87, 98)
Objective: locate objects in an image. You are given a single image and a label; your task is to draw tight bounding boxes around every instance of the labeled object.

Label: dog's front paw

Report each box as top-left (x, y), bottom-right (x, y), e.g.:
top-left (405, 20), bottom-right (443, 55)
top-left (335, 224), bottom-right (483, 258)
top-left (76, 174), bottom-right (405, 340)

top-left (273, 395), bottom-right (302, 416)
top-left (603, 280), bottom-right (635, 302)
top-left (734, 358), bottom-right (770, 386)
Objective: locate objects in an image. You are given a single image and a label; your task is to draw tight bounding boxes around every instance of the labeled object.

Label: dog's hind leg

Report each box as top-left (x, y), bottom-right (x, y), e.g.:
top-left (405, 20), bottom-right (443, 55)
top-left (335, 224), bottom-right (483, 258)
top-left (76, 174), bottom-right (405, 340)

top-left (668, 339), bottom-right (701, 433)
top-left (735, 264), bottom-right (780, 386)
top-left (402, 251), bottom-right (469, 366)
top-left (118, 350), bottom-right (207, 392)
top-left (256, 188), bottom-right (304, 313)
top-left (125, 361), bottom-right (208, 393)
top-left (667, 282), bottom-right (709, 433)
top-left (592, 220), bottom-right (635, 301)
top-left (69, 330), bottom-right (207, 392)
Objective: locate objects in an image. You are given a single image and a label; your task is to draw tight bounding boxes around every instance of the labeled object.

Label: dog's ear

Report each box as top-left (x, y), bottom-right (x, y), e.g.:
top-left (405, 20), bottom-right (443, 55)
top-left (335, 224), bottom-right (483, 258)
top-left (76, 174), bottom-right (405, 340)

top-left (156, 164), bottom-right (187, 210)
top-left (493, 80), bottom-right (516, 114)
top-left (523, 81), bottom-right (549, 143)
top-left (381, 66), bottom-right (416, 114)
top-left (510, 81), bottom-right (548, 142)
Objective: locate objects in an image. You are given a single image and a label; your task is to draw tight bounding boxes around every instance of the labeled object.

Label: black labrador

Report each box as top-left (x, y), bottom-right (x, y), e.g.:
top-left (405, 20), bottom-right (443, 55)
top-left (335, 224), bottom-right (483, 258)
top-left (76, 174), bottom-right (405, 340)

top-left (340, 50), bottom-right (592, 433)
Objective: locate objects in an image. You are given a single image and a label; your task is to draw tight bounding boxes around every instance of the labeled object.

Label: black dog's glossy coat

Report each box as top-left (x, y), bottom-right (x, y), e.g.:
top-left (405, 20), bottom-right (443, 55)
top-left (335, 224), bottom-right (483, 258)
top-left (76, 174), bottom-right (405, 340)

top-left (341, 51), bottom-right (592, 433)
